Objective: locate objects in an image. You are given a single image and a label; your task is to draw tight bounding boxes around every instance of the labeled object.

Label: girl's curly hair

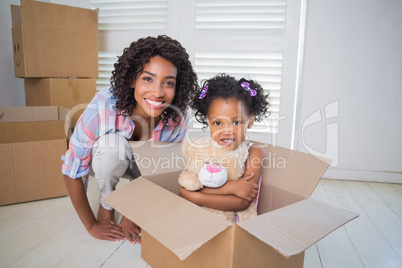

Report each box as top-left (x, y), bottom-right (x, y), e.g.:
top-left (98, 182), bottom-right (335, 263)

top-left (192, 73), bottom-right (270, 126)
top-left (111, 35), bottom-right (198, 124)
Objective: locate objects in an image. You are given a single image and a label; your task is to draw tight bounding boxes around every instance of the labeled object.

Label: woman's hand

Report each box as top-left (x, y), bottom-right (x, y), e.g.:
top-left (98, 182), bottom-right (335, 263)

top-left (87, 219), bottom-right (125, 241)
top-left (227, 173), bottom-right (259, 202)
top-left (119, 216), bottom-right (141, 244)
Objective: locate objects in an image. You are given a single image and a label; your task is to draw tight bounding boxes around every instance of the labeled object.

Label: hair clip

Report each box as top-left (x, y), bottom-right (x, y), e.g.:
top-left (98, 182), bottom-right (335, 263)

top-left (241, 82), bottom-right (257, 97)
top-left (198, 85), bottom-right (209, 99)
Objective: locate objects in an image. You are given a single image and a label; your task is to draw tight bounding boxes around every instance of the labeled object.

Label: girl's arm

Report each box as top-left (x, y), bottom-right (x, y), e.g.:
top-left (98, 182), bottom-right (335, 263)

top-left (243, 145), bottom-right (264, 185)
top-left (199, 174), bottom-right (258, 202)
top-left (179, 145), bottom-right (265, 211)
top-left (179, 186), bottom-right (251, 211)
top-left (199, 145), bottom-right (265, 201)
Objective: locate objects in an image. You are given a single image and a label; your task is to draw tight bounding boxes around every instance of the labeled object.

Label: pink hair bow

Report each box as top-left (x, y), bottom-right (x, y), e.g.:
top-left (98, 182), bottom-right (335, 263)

top-left (241, 82), bottom-right (257, 97)
top-left (198, 85), bottom-right (208, 99)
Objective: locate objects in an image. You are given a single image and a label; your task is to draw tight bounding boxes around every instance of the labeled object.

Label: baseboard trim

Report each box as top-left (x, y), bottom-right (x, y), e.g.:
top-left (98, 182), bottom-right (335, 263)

top-left (323, 169), bottom-right (402, 184)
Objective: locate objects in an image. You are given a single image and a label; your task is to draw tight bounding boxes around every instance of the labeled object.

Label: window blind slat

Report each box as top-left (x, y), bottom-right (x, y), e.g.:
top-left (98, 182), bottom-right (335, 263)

top-left (196, 0), bottom-right (286, 7)
top-left (92, 0), bottom-right (299, 134)
top-left (194, 49), bottom-right (282, 133)
top-left (92, 0), bottom-right (168, 30)
top-left (97, 52), bottom-right (116, 90)
top-left (196, 0), bottom-right (287, 30)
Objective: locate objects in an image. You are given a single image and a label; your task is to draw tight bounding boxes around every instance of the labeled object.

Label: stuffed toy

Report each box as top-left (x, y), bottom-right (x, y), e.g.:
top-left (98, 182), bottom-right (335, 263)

top-left (178, 136), bottom-right (257, 223)
top-left (198, 162), bottom-right (228, 188)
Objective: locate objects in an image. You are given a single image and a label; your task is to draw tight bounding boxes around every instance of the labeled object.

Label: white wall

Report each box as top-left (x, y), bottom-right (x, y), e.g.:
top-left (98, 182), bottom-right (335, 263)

top-left (1, 0), bottom-right (401, 183)
top-left (295, 0), bottom-right (402, 183)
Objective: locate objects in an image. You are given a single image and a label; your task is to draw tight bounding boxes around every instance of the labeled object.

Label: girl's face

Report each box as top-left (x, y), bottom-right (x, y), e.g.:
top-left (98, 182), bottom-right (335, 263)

top-left (132, 55), bottom-right (177, 119)
top-left (206, 97), bottom-right (254, 151)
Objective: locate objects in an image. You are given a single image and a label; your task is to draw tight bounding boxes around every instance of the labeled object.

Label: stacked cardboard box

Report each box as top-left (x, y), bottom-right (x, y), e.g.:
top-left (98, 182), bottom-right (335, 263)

top-left (0, 107), bottom-right (69, 205)
top-left (24, 78), bottom-right (97, 128)
top-left (11, 0), bottom-right (99, 78)
top-left (3, 0), bottom-right (99, 205)
top-left (11, 0), bottom-right (99, 127)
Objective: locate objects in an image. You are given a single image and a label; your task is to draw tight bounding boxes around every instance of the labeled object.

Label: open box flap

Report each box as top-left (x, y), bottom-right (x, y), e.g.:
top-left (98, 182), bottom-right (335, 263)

top-left (257, 143), bottom-right (332, 213)
top-left (238, 198), bottom-right (358, 258)
top-left (103, 177), bottom-right (232, 261)
top-left (129, 141), bottom-right (185, 177)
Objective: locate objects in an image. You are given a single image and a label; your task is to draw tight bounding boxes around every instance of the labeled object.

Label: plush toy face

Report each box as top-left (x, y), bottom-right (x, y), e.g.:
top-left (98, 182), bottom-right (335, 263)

top-left (198, 163), bottom-right (227, 188)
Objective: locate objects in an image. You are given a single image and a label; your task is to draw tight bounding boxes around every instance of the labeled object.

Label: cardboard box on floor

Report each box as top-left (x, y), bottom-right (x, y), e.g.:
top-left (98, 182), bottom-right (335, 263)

top-left (24, 78), bottom-right (97, 128)
top-left (0, 106), bottom-right (69, 206)
top-left (103, 141), bottom-right (358, 268)
top-left (10, 0), bottom-right (99, 78)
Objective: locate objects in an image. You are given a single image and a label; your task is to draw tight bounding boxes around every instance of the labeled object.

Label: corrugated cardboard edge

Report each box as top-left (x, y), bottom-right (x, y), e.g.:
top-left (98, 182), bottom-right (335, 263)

top-left (10, 5), bottom-right (21, 28)
top-left (0, 106), bottom-right (68, 123)
top-left (0, 106), bottom-right (56, 122)
top-left (58, 106), bottom-right (69, 122)
top-left (103, 177), bottom-right (232, 261)
top-left (237, 198), bottom-right (358, 258)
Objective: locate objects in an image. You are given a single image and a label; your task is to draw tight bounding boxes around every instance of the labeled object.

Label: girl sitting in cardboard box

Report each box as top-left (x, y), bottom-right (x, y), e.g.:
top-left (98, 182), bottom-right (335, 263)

top-left (179, 74), bottom-right (270, 223)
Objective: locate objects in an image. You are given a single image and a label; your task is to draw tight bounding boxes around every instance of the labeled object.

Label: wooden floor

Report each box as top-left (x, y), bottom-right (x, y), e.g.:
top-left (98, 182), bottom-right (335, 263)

top-left (0, 178), bottom-right (401, 268)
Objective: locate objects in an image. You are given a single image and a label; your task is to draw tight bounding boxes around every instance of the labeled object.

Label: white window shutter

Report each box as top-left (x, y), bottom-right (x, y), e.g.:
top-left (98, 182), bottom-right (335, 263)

top-left (92, 0), bottom-right (169, 31)
top-left (90, 0), bottom-right (181, 92)
top-left (194, 50), bottom-right (282, 133)
top-left (90, 0), bottom-right (304, 146)
top-left (195, 0), bottom-right (287, 30)
top-left (182, 0), bottom-right (302, 142)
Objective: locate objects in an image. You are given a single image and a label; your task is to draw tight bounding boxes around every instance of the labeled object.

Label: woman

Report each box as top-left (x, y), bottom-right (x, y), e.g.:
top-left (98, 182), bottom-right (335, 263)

top-left (62, 35), bottom-right (197, 243)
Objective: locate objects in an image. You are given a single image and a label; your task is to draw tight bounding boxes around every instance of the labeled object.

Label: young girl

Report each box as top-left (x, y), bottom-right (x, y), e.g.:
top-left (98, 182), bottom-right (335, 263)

top-left (62, 35), bottom-right (197, 243)
top-left (179, 73), bottom-right (269, 221)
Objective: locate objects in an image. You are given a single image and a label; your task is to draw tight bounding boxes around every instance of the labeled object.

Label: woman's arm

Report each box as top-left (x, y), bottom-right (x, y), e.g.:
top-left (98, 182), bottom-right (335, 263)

top-left (63, 175), bottom-right (124, 241)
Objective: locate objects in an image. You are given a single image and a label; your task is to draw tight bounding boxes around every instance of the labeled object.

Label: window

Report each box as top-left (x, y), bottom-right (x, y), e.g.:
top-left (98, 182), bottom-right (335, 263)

top-left (90, 0), bottom-right (304, 147)
top-left (91, 0), bottom-right (181, 89)
top-left (193, 50), bottom-right (282, 134)
top-left (94, 0), bottom-right (169, 31)
top-left (194, 0), bottom-right (287, 30)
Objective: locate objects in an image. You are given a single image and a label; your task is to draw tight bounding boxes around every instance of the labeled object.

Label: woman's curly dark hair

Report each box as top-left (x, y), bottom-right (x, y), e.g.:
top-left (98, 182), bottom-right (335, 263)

top-left (111, 35), bottom-right (197, 124)
top-left (192, 73), bottom-right (270, 126)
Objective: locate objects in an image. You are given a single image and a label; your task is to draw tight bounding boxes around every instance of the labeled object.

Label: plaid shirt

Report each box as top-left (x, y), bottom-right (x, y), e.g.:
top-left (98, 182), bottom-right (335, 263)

top-left (62, 88), bottom-right (189, 179)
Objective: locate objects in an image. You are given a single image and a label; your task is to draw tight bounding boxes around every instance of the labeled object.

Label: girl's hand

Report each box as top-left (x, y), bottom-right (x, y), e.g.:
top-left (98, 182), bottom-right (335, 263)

top-left (119, 216), bottom-right (141, 244)
top-left (229, 173), bottom-right (259, 202)
top-left (88, 219), bottom-right (125, 241)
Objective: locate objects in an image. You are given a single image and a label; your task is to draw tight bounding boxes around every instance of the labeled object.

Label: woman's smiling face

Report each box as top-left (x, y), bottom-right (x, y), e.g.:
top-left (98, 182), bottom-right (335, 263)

top-left (207, 97), bottom-right (254, 151)
top-left (132, 55), bottom-right (177, 119)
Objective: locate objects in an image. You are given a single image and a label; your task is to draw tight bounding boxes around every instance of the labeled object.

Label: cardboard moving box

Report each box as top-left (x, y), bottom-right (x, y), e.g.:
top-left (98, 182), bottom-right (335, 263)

top-left (11, 0), bottom-right (99, 78)
top-left (103, 141), bottom-right (358, 268)
top-left (0, 106), bottom-right (69, 206)
top-left (25, 78), bottom-right (97, 127)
